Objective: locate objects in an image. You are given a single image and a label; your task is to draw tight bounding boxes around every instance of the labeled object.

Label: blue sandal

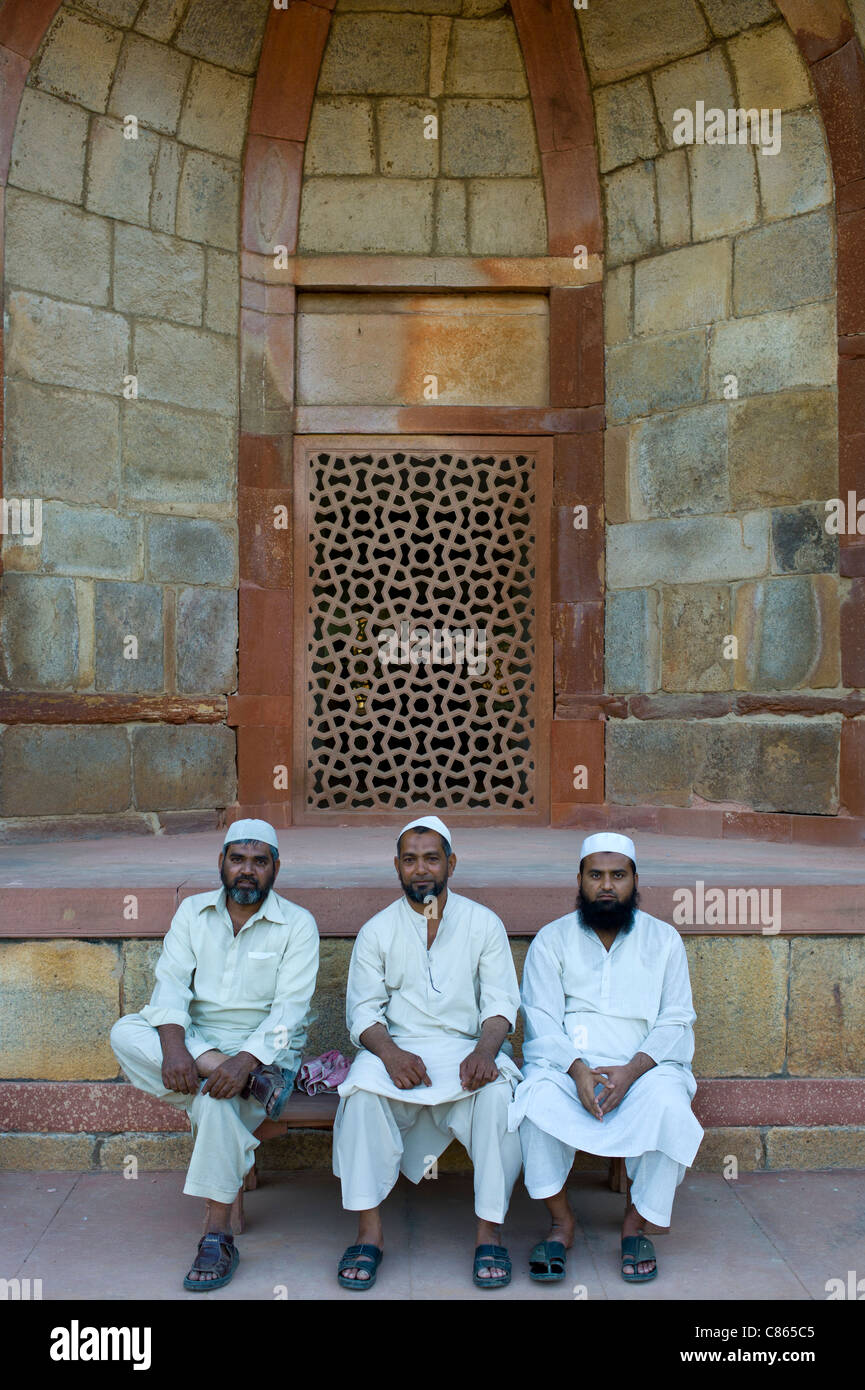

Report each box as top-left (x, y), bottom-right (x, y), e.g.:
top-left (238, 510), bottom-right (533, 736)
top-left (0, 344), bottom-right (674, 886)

top-left (473, 1243), bottom-right (511, 1289)
top-left (183, 1231), bottom-right (238, 1291)
top-left (337, 1243), bottom-right (383, 1291)
top-left (529, 1240), bottom-right (567, 1282)
top-left (621, 1234), bottom-right (657, 1283)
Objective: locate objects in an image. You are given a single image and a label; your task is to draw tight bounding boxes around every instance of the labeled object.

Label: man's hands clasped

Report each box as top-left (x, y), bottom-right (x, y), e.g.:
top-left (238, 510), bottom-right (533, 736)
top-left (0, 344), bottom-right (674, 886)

top-left (571, 1058), bottom-right (637, 1120)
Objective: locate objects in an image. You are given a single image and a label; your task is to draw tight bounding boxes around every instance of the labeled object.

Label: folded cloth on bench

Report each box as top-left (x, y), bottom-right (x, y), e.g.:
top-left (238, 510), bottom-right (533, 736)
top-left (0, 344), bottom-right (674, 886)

top-left (297, 1049), bottom-right (351, 1095)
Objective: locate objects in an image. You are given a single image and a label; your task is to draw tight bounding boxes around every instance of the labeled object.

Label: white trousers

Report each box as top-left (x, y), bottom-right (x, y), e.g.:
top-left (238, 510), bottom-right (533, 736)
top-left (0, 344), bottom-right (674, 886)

top-left (520, 1117), bottom-right (686, 1227)
top-left (110, 1013), bottom-right (267, 1204)
top-left (333, 1083), bottom-right (522, 1224)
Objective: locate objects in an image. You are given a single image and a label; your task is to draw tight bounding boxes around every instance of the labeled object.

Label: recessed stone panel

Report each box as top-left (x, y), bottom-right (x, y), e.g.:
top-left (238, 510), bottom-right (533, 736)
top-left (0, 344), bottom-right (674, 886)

top-left (0, 942), bottom-right (121, 1081)
top-left (94, 581), bottom-right (164, 692)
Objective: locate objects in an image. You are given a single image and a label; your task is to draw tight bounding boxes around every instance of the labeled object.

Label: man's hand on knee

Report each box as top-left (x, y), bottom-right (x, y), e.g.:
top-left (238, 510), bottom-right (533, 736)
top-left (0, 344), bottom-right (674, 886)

top-left (202, 1051), bottom-right (257, 1100)
top-left (459, 1046), bottom-right (499, 1092)
top-left (161, 1045), bottom-right (200, 1096)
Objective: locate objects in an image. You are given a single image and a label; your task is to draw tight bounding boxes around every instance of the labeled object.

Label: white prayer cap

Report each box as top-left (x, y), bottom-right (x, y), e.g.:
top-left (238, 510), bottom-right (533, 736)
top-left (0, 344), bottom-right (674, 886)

top-left (223, 818), bottom-right (279, 856)
top-left (397, 815), bottom-right (453, 851)
top-left (579, 832), bottom-right (636, 866)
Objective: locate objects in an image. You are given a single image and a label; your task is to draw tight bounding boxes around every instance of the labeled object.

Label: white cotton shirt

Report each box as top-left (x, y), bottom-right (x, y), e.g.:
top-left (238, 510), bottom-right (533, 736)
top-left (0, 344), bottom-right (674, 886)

top-left (339, 889), bottom-right (523, 1107)
top-left (139, 887), bottom-right (319, 1072)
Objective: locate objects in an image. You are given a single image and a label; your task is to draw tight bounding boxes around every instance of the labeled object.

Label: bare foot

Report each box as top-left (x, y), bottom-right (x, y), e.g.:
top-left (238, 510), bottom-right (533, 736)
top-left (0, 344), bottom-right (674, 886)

top-left (340, 1214), bottom-right (384, 1283)
top-left (475, 1218), bottom-right (508, 1280)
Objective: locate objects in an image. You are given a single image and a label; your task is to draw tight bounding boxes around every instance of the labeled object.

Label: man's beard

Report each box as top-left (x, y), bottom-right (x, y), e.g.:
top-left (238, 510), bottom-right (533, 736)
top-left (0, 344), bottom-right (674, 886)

top-left (401, 869), bottom-right (448, 905)
top-left (221, 863), bottom-right (274, 906)
top-left (576, 885), bottom-right (640, 933)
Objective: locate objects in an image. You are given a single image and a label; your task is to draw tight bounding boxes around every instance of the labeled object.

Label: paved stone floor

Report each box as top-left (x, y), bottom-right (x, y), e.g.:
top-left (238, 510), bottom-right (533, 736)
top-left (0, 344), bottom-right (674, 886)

top-left (3, 1167), bottom-right (863, 1302)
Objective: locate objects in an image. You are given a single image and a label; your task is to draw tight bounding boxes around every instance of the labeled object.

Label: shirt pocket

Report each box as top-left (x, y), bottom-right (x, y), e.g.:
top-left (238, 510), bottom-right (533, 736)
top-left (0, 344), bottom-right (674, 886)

top-left (243, 949), bottom-right (281, 1000)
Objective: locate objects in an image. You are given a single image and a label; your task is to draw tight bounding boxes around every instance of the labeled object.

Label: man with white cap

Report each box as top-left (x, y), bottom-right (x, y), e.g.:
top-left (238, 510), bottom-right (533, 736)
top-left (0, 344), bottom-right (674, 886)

top-left (509, 832), bottom-right (703, 1284)
top-left (332, 815), bottom-right (523, 1290)
top-left (110, 818), bottom-right (319, 1292)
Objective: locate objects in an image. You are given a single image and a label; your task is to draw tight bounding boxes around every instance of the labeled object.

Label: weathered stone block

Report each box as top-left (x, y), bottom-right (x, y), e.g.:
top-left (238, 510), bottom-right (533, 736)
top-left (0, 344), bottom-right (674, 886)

top-left (696, 719), bottom-right (839, 813)
top-left (604, 162), bottom-right (658, 266)
top-left (113, 224), bottom-right (205, 326)
top-left (772, 505), bottom-right (838, 575)
top-left (631, 404), bottom-right (729, 518)
top-left (467, 179), bottom-right (547, 255)
top-left (0, 574), bottom-right (78, 690)
top-left (685, 937), bottom-right (788, 1076)
top-left (148, 517), bottom-right (236, 585)
top-left (87, 116), bottom-right (160, 226)
top-left (656, 150), bottom-right (691, 248)
top-left (766, 1128), bottom-right (865, 1169)
top-left (606, 328), bottom-right (706, 422)
top-left (733, 576), bottom-right (839, 690)
top-left (634, 241), bottom-right (731, 337)
top-left (0, 1134), bottom-right (96, 1170)
top-left (788, 938), bottom-right (865, 1077)
top-left (0, 724), bottom-right (131, 817)
top-left (4, 382), bottom-right (121, 507)
top-left (692, 1127), bottom-right (764, 1173)
top-left (728, 390), bottom-right (837, 508)
top-left (133, 322), bottom-right (237, 415)
top-left (176, 0), bottom-right (269, 75)
top-left (132, 725), bottom-right (236, 811)
top-left (136, 0), bottom-right (188, 44)
top-left (108, 33), bottom-right (190, 135)
top-left (176, 150), bottom-right (240, 250)
top-left (150, 137), bottom-right (182, 234)
top-left (728, 21), bottom-right (813, 112)
top-left (442, 99), bottom-right (538, 177)
top-left (605, 587), bottom-right (659, 693)
top-left (604, 265), bottom-right (632, 346)
top-left (700, 0), bottom-right (776, 38)
top-left (122, 940), bottom-right (163, 1014)
top-left (319, 14), bottom-right (428, 94)
top-left (594, 77), bottom-right (660, 173)
top-left (434, 179), bottom-right (468, 255)
top-left (256, 1133), bottom-right (333, 1170)
top-left (122, 403), bottom-right (234, 506)
top-left (756, 110), bottom-right (833, 221)
top-left (41, 504), bottom-right (141, 581)
top-left (176, 587), bottom-right (238, 694)
top-left (708, 302), bottom-right (837, 397)
top-left (304, 98), bottom-right (375, 175)
top-left (205, 249), bottom-right (239, 336)
top-left (652, 48), bottom-right (735, 150)
top-left (445, 18), bottom-right (528, 97)
top-left (94, 582), bottom-right (163, 692)
top-left (33, 10), bottom-right (123, 113)
top-left (606, 720), bottom-right (698, 806)
top-left (733, 210), bottom-right (834, 316)
top-left (378, 98), bottom-right (439, 177)
top-left (100, 1133), bottom-right (193, 1169)
top-left (298, 178), bottom-right (434, 254)
top-left (6, 292), bottom-right (129, 395)
top-left (689, 143), bottom-right (758, 242)
top-left (78, 0), bottom-right (142, 22)
top-left (606, 512), bottom-right (767, 588)
top-left (178, 61), bottom-right (252, 159)
top-left (580, 0), bottom-right (709, 84)
top-left (662, 584), bottom-right (732, 691)
top-left (8, 89), bottom-right (89, 204)
top-left (5, 190), bottom-right (111, 307)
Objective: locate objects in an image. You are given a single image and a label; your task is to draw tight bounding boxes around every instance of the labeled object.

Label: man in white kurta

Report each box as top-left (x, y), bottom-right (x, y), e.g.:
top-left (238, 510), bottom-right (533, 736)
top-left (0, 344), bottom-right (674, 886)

top-left (333, 816), bottom-right (523, 1290)
top-left (110, 819), bottom-right (319, 1291)
top-left (509, 832), bottom-right (703, 1283)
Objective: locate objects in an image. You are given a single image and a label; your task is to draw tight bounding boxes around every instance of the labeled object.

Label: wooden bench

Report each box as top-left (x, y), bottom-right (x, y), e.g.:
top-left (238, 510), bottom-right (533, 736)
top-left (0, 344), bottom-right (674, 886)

top-left (211, 1091), bottom-right (629, 1233)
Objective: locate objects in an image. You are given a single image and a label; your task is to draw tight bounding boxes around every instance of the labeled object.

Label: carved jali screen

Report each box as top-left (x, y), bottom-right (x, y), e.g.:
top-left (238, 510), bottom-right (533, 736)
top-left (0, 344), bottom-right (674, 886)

top-left (292, 437), bottom-right (551, 821)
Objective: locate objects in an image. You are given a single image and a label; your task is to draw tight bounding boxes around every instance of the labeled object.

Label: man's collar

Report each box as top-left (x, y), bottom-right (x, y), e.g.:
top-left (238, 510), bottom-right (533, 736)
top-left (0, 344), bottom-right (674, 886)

top-left (202, 886), bottom-right (289, 925)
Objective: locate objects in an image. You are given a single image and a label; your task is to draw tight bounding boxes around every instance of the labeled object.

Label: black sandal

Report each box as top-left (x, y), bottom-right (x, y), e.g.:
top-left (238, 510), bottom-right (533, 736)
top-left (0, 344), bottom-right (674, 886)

top-left (183, 1231), bottom-right (239, 1291)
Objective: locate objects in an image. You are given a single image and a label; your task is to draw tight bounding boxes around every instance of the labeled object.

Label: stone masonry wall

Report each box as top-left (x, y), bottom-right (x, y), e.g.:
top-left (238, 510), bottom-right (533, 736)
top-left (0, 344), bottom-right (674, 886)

top-left (298, 1), bottom-right (547, 255)
top-left (580, 0), bottom-right (842, 812)
top-left (2, 931), bottom-right (863, 1171)
top-left (0, 0), bottom-right (274, 828)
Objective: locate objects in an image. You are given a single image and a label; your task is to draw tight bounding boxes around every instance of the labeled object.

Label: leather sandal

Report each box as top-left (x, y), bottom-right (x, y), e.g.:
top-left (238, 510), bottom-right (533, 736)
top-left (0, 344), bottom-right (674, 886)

top-left (473, 1244), bottom-right (511, 1289)
top-left (183, 1231), bottom-right (239, 1292)
top-left (529, 1239), bottom-right (567, 1282)
top-left (241, 1063), bottom-right (293, 1119)
top-left (621, 1233), bottom-right (658, 1283)
top-left (337, 1243), bottom-right (383, 1291)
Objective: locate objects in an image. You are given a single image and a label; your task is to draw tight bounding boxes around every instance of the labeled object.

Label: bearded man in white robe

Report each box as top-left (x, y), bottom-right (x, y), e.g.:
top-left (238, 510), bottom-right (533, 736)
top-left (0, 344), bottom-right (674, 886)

top-left (509, 833), bottom-right (703, 1284)
top-left (332, 816), bottom-right (523, 1291)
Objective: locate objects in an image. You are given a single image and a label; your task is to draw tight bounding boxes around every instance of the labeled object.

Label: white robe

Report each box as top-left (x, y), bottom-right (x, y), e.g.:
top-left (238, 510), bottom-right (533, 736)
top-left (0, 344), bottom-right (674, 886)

top-left (509, 909), bottom-right (703, 1170)
top-left (336, 890), bottom-right (522, 1183)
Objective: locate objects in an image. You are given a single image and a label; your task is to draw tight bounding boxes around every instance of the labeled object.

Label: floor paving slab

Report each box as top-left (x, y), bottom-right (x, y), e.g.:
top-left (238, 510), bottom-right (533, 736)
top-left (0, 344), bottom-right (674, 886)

top-left (730, 1171), bottom-right (865, 1301)
top-left (0, 1171), bottom-right (80, 1272)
